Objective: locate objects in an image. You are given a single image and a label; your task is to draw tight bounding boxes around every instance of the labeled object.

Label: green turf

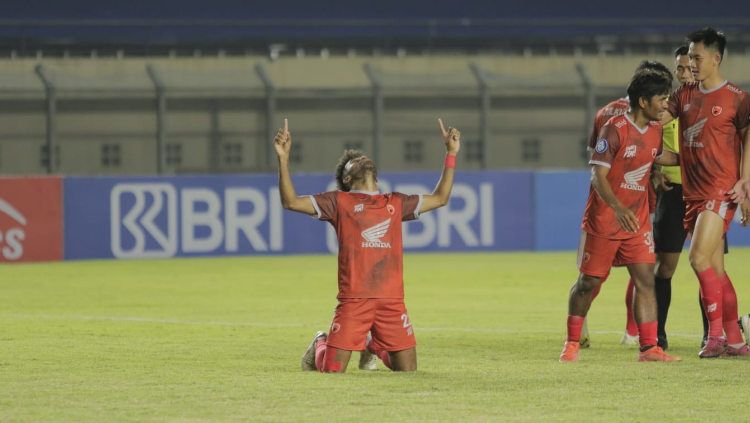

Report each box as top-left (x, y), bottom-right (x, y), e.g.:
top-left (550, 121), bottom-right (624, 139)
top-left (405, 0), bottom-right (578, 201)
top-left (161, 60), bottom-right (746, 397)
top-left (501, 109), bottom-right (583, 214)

top-left (2, 250), bottom-right (750, 422)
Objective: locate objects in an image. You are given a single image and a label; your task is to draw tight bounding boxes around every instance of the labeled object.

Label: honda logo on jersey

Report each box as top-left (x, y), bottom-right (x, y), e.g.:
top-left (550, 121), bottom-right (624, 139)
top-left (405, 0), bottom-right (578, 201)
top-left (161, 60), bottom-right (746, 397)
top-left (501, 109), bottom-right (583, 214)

top-left (684, 117), bottom-right (707, 148)
top-left (623, 145), bottom-right (637, 158)
top-left (361, 218), bottom-right (392, 248)
top-left (620, 163), bottom-right (650, 191)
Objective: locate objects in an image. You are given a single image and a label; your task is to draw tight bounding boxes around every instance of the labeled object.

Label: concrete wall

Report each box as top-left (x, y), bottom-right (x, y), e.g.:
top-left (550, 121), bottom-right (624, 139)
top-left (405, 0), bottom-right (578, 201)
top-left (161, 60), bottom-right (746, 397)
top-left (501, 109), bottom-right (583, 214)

top-left (1, 54), bottom-right (749, 176)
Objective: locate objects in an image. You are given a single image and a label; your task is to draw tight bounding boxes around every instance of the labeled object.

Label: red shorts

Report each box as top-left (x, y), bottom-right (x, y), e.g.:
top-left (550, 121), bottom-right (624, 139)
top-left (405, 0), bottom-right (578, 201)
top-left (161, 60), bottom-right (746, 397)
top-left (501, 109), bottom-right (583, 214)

top-left (683, 199), bottom-right (737, 234)
top-left (577, 231), bottom-right (655, 278)
top-left (325, 298), bottom-right (416, 352)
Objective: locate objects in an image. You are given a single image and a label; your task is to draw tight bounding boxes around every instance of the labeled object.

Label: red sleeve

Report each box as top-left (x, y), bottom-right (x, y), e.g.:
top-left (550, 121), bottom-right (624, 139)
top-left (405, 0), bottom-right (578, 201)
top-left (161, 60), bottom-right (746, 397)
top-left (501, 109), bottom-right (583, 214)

top-left (311, 191), bottom-right (338, 222)
top-left (588, 109), bottom-right (605, 150)
top-left (734, 92), bottom-right (750, 130)
top-left (667, 88), bottom-right (681, 120)
top-left (589, 123), bottom-right (621, 168)
top-left (393, 192), bottom-right (422, 222)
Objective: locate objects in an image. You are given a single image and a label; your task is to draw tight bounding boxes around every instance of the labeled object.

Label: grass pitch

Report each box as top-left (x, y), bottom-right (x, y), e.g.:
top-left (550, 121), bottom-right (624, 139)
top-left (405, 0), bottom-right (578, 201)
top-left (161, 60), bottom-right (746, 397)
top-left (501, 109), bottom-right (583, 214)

top-left (2, 250), bottom-right (750, 422)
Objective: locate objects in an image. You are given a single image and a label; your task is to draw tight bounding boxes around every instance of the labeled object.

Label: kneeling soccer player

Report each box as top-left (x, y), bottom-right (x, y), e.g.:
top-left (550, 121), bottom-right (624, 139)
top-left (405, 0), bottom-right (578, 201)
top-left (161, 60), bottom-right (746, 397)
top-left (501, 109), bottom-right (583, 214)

top-left (273, 118), bottom-right (461, 372)
top-left (560, 68), bottom-right (681, 363)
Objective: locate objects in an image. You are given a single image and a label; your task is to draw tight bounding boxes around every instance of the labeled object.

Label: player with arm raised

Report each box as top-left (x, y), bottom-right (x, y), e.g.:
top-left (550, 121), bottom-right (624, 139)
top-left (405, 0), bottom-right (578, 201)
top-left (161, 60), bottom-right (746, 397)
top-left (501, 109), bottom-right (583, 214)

top-left (662, 27), bottom-right (750, 358)
top-left (560, 68), bottom-right (681, 362)
top-left (275, 118), bottom-right (460, 372)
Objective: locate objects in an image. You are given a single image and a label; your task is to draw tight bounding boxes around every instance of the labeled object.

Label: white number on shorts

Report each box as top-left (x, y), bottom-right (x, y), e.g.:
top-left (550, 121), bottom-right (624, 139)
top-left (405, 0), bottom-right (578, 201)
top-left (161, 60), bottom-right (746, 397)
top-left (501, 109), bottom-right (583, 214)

top-left (401, 313), bottom-right (414, 336)
top-left (644, 232), bottom-right (654, 253)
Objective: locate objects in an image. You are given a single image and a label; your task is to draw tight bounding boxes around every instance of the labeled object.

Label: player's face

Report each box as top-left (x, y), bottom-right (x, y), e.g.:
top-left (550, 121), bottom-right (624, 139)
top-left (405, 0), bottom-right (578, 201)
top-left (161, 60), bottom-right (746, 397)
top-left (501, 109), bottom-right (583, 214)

top-left (674, 54), bottom-right (694, 85)
top-left (688, 42), bottom-right (720, 81)
top-left (643, 94), bottom-right (669, 121)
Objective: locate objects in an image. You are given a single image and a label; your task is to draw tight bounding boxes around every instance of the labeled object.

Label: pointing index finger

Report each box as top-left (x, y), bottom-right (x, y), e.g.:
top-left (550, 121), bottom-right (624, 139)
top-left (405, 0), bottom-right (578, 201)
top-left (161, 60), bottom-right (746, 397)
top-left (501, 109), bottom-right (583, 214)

top-left (284, 118), bottom-right (289, 134)
top-left (438, 118), bottom-right (447, 136)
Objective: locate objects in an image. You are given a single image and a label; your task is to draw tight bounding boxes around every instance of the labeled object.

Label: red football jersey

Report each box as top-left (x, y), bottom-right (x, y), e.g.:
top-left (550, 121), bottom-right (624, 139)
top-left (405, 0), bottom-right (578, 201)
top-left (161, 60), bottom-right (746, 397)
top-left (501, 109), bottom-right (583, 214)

top-left (588, 96), bottom-right (630, 150)
top-left (668, 81), bottom-right (750, 200)
top-left (311, 190), bottom-right (421, 299)
top-left (583, 114), bottom-right (662, 239)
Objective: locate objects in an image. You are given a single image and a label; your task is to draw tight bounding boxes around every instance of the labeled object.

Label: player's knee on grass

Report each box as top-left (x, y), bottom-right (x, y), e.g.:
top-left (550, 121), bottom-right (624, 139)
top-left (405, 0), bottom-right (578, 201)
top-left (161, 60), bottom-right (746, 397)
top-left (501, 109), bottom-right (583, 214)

top-left (388, 348), bottom-right (417, 372)
top-left (320, 346), bottom-right (351, 373)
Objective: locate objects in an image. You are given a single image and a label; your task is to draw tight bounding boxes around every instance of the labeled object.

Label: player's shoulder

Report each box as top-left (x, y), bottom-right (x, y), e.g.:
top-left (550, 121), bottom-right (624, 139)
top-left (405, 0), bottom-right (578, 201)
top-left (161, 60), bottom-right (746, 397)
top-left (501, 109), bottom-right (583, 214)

top-left (604, 113), bottom-right (629, 130)
top-left (648, 120), bottom-right (662, 129)
top-left (674, 81), bottom-right (700, 96)
top-left (724, 81), bottom-right (747, 97)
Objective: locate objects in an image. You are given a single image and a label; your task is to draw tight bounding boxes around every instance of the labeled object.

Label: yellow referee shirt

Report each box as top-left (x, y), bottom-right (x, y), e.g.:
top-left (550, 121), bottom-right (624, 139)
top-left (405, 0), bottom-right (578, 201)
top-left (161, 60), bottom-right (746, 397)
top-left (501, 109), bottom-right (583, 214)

top-left (660, 118), bottom-right (681, 184)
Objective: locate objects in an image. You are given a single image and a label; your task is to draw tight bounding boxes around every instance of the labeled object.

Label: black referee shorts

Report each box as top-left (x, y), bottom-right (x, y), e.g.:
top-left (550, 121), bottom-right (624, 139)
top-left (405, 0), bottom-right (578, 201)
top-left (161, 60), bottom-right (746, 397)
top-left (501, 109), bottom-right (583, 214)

top-left (653, 183), bottom-right (729, 254)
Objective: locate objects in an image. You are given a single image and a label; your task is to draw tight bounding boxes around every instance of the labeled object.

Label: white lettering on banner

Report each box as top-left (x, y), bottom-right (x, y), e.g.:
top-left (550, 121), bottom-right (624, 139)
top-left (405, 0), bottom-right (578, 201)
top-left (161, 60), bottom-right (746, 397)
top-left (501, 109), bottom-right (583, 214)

top-left (181, 188), bottom-right (223, 253)
top-left (0, 198), bottom-right (27, 260)
top-left (225, 188), bottom-right (268, 252)
top-left (325, 180), bottom-right (495, 253)
top-left (110, 183), bottom-right (281, 259)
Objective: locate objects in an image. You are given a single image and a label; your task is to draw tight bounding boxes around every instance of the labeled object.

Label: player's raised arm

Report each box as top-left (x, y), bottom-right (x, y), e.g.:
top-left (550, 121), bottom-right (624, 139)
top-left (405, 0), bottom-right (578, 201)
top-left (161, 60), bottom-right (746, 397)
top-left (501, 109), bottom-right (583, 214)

top-left (274, 118), bottom-right (316, 215)
top-left (590, 165), bottom-right (640, 233)
top-left (419, 118), bottom-right (461, 213)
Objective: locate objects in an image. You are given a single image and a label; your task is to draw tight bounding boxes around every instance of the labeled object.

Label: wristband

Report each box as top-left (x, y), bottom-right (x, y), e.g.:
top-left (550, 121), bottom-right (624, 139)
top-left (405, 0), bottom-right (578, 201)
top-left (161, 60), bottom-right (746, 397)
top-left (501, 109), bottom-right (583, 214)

top-left (444, 154), bottom-right (456, 169)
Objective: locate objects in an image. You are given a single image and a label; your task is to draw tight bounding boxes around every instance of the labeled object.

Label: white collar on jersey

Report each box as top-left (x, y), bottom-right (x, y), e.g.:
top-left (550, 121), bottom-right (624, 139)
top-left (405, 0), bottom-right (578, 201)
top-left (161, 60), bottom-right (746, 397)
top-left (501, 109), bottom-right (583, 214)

top-left (349, 189), bottom-right (380, 195)
top-left (624, 113), bottom-right (649, 134)
top-left (699, 80), bottom-right (728, 94)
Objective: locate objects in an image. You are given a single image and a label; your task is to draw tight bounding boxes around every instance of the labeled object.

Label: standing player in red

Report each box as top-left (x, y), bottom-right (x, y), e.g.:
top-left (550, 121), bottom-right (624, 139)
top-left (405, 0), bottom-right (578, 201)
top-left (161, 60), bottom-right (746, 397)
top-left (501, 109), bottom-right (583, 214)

top-left (274, 118), bottom-right (461, 372)
top-left (560, 68), bottom-right (681, 362)
top-left (663, 27), bottom-right (750, 358)
top-left (580, 61), bottom-right (672, 349)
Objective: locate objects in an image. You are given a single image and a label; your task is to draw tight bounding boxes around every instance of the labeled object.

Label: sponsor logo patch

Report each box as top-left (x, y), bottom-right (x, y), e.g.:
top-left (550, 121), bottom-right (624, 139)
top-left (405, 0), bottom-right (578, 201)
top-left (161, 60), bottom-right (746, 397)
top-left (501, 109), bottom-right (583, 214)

top-left (361, 218), bottom-right (392, 248)
top-left (594, 139), bottom-right (608, 154)
top-left (620, 163), bottom-right (651, 192)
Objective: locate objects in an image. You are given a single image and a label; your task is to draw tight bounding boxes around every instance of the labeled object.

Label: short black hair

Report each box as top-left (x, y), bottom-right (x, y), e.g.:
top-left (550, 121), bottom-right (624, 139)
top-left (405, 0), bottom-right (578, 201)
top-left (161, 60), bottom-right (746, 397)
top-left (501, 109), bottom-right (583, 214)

top-left (674, 45), bottom-right (689, 57)
top-left (627, 69), bottom-right (672, 110)
top-left (687, 27), bottom-right (726, 59)
top-left (335, 149), bottom-right (365, 191)
top-left (636, 60), bottom-right (672, 79)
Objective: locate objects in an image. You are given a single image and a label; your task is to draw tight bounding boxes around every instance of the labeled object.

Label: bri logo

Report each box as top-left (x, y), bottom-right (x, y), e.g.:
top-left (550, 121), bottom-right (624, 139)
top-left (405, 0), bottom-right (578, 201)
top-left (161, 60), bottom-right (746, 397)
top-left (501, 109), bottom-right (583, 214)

top-left (620, 163), bottom-right (650, 192)
top-left (361, 218), bottom-right (392, 248)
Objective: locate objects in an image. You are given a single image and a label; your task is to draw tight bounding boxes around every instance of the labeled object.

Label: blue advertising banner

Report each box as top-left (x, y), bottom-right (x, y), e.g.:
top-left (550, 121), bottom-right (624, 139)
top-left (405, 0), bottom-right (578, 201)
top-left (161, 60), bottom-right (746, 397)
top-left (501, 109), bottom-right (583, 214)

top-left (533, 170), bottom-right (590, 251)
top-left (64, 171), bottom-right (534, 260)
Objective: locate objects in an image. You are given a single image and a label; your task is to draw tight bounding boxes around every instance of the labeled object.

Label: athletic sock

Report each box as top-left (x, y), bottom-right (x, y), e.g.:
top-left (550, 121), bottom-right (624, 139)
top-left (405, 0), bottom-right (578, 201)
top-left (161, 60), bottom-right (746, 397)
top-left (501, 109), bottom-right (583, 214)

top-left (566, 315), bottom-right (585, 343)
top-left (638, 320), bottom-right (658, 350)
top-left (699, 290), bottom-right (708, 341)
top-left (696, 268), bottom-right (723, 338)
top-left (624, 278), bottom-right (638, 336)
top-left (314, 338), bottom-right (327, 371)
top-left (720, 272), bottom-right (744, 345)
top-left (367, 344), bottom-right (393, 369)
top-left (655, 276), bottom-right (672, 339)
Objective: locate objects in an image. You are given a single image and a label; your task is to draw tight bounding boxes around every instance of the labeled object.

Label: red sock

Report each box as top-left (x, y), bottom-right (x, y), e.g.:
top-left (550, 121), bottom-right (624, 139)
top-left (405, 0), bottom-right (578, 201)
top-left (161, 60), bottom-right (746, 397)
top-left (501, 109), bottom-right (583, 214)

top-left (366, 344), bottom-right (393, 369)
top-left (376, 350), bottom-right (393, 369)
top-left (638, 320), bottom-right (658, 349)
top-left (314, 338), bottom-right (327, 371)
top-left (697, 268), bottom-right (723, 338)
top-left (566, 315), bottom-right (585, 343)
top-left (625, 278), bottom-right (638, 336)
top-left (721, 272), bottom-right (744, 344)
